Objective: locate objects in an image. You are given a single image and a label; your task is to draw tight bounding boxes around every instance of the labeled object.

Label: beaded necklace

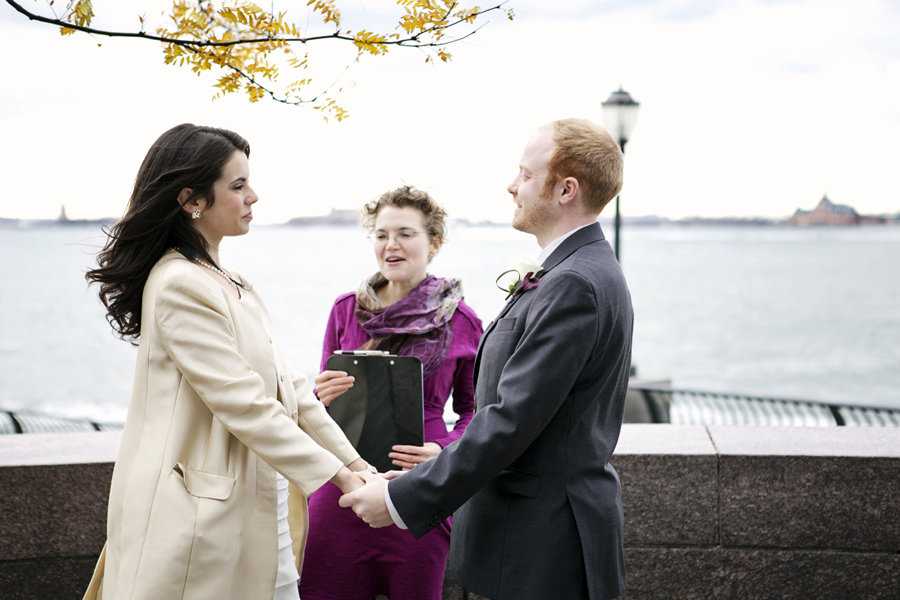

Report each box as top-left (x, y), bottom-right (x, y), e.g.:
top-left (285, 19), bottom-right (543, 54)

top-left (195, 258), bottom-right (245, 289)
top-left (172, 247), bottom-right (245, 289)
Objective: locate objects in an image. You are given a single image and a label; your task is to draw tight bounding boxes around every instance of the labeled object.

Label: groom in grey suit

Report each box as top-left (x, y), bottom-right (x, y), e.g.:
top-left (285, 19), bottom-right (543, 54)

top-left (341, 118), bottom-right (634, 600)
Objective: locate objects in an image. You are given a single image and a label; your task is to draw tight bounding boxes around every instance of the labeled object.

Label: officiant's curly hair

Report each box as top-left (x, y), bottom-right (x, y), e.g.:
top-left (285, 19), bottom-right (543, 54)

top-left (361, 185), bottom-right (447, 245)
top-left (543, 118), bottom-right (624, 214)
top-left (85, 124), bottom-right (250, 343)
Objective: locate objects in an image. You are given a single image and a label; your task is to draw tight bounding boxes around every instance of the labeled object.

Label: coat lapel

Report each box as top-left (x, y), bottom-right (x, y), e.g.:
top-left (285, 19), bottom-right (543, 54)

top-left (471, 222), bottom-right (608, 392)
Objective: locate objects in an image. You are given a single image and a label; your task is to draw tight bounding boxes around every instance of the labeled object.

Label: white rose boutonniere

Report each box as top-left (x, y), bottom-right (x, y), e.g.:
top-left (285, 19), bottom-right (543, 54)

top-left (496, 255), bottom-right (544, 300)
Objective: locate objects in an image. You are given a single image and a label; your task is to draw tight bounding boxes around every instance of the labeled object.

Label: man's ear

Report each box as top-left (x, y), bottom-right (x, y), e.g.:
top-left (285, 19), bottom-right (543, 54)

top-left (559, 177), bottom-right (579, 205)
top-left (177, 188), bottom-right (196, 214)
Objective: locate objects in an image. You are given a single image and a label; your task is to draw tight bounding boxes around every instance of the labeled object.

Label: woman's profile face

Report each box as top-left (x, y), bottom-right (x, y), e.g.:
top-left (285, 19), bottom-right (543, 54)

top-left (372, 205), bottom-right (440, 289)
top-left (192, 150), bottom-right (258, 241)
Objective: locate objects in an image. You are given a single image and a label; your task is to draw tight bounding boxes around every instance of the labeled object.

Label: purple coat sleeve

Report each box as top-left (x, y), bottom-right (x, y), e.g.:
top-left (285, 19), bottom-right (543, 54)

top-left (431, 303), bottom-right (482, 448)
top-left (318, 292), bottom-right (358, 374)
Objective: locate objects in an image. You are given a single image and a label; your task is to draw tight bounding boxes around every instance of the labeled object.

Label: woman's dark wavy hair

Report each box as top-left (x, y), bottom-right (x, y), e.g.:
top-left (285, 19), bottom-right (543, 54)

top-left (85, 124), bottom-right (250, 343)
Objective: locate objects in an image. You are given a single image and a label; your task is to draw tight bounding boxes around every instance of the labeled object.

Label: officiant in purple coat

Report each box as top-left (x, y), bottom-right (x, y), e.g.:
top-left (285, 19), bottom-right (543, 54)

top-left (299, 186), bottom-right (483, 600)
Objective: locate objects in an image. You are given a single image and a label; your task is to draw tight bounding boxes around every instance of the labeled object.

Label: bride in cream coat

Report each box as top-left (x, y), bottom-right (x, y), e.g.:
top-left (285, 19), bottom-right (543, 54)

top-left (84, 124), bottom-right (369, 600)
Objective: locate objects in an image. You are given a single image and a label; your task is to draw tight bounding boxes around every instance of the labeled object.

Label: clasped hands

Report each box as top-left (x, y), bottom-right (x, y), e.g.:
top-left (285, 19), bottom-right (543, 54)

top-left (338, 468), bottom-right (396, 528)
top-left (341, 439), bottom-right (440, 528)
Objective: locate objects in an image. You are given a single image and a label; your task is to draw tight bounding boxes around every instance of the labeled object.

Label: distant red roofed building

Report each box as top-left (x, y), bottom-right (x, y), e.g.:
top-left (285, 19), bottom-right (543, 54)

top-left (787, 195), bottom-right (860, 226)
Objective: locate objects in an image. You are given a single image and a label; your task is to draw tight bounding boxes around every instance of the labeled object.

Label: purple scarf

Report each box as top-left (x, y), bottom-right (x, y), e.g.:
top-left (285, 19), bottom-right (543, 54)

top-left (355, 273), bottom-right (462, 379)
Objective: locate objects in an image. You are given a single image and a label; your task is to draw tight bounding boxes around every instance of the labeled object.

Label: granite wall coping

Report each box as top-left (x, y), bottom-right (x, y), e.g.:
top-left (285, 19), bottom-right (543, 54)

top-left (614, 424), bottom-right (715, 455)
top-left (707, 424), bottom-right (900, 457)
top-left (613, 423), bottom-right (900, 458)
top-left (0, 431), bottom-right (121, 466)
top-left (5, 425), bottom-right (895, 465)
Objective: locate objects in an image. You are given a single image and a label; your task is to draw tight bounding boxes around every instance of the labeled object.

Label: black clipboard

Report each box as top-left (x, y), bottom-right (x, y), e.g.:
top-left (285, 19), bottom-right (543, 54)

top-left (325, 351), bottom-right (424, 473)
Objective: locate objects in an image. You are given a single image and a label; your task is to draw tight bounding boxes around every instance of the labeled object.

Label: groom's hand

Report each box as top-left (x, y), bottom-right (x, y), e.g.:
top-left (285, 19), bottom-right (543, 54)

top-left (339, 471), bottom-right (394, 528)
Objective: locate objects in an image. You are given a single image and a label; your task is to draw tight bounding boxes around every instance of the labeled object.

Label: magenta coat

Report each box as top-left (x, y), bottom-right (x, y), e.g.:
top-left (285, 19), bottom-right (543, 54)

top-left (299, 291), bottom-right (483, 600)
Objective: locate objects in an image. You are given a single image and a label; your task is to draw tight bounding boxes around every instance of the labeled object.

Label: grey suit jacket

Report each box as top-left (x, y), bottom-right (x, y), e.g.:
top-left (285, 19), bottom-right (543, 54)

top-left (389, 222), bottom-right (633, 600)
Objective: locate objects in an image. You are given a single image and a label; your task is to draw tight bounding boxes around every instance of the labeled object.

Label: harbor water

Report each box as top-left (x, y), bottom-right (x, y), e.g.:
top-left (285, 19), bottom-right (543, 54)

top-left (1, 222), bottom-right (898, 424)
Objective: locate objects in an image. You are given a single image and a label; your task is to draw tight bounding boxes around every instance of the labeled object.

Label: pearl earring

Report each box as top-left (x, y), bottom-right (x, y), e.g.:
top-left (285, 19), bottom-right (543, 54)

top-left (192, 209), bottom-right (201, 220)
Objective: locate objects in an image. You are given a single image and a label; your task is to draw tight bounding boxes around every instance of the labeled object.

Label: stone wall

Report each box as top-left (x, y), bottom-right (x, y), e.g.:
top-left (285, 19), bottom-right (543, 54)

top-left (0, 432), bottom-right (117, 599)
top-left (1, 426), bottom-right (897, 599)
top-left (611, 425), bottom-right (898, 599)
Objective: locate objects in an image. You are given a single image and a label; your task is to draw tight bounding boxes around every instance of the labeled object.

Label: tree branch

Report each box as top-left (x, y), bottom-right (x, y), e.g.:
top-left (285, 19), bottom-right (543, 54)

top-left (5, 0), bottom-right (507, 50)
top-left (5, 0), bottom-right (513, 115)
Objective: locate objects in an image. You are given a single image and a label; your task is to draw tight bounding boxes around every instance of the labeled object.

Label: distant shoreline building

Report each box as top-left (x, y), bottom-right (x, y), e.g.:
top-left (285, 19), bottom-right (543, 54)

top-left (787, 195), bottom-right (860, 226)
top-left (286, 208), bottom-right (359, 226)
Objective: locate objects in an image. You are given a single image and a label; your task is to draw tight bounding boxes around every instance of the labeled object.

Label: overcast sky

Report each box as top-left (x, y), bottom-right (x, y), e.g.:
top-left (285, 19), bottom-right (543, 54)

top-left (2, 0), bottom-right (898, 224)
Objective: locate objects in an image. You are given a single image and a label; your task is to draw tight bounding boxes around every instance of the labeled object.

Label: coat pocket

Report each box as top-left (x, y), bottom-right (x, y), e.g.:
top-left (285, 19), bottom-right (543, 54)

top-left (491, 316), bottom-right (517, 332)
top-left (174, 463), bottom-right (236, 500)
top-left (494, 468), bottom-right (540, 498)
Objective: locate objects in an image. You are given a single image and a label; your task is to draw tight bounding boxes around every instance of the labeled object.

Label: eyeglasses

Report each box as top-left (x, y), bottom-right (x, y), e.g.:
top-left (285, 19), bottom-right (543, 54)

top-left (367, 229), bottom-right (431, 244)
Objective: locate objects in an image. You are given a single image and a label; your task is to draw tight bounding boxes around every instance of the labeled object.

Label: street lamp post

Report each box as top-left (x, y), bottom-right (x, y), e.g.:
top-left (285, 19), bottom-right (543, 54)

top-left (601, 87), bottom-right (640, 261)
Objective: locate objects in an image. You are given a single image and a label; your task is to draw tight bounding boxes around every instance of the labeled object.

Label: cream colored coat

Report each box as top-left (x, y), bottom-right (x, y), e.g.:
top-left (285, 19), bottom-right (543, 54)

top-left (84, 251), bottom-right (360, 600)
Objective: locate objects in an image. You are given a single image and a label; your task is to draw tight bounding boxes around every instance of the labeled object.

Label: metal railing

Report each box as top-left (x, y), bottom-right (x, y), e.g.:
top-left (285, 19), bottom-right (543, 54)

top-left (1, 410), bottom-right (124, 435)
top-left (628, 383), bottom-right (900, 427)
top-left (5, 384), bottom-right (900, 434)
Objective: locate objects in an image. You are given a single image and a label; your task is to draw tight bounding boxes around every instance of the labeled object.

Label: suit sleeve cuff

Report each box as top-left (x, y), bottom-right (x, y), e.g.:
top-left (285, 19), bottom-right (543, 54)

top-left (385, 481), bottom-right (408, 529)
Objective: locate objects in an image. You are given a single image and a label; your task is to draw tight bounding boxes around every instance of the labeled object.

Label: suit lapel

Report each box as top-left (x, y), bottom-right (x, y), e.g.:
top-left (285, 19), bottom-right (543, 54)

top-left (473, 284), bottom-right (531, 388)
top-left (471, 222), bottom-right (608, 391)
